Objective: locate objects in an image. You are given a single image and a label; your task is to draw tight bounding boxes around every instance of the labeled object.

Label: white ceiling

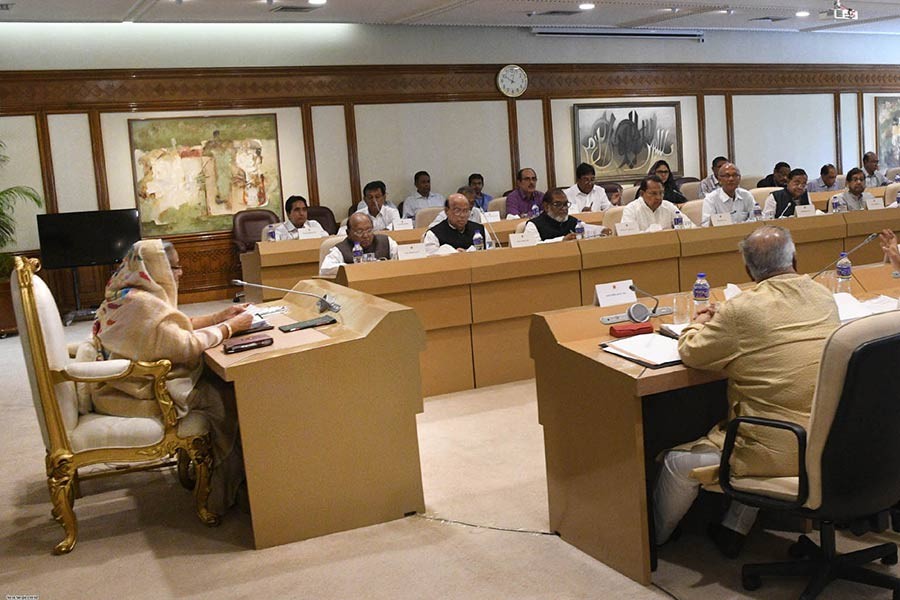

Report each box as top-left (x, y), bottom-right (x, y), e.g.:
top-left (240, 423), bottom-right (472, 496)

top-left (1, 0), bottom-right (899, 34)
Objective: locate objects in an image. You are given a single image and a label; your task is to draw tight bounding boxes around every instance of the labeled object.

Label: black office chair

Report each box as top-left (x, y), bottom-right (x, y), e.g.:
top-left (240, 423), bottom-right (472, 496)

top-left (718, 310), bottom-right (900, 599)
top-left (231, 209), bottom-right (279, 253)
top-left (307, 206), bottom-right (338, 235)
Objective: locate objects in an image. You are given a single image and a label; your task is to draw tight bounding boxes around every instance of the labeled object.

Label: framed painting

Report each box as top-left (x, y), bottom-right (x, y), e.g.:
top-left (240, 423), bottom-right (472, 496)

top-left (875, 96), bottom-right (900, 171)
top-left (573, 102), bottom-right (683, 184)
top-left (129, 113), bottom-right (283, 236)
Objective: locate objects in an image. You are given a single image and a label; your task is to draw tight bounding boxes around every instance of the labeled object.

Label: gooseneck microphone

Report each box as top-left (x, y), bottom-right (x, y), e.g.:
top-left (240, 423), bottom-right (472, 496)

top-left (777, 199), bottom-right (795, 219)
top-left (480, 214), bottom-right (502, 249)
top-left (599, 284), bottom-right (675, 324)
top-left (628, 284), bottom-right (675, 318)
top-left (811, 232), bottom-right (880, 280)
top-left (232, 279), bottom-right (341, 313)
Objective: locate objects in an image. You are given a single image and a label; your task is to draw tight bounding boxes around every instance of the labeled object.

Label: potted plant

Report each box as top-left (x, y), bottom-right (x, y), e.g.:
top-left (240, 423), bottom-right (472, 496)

top-left (1, 139), bottom-right (44, 336)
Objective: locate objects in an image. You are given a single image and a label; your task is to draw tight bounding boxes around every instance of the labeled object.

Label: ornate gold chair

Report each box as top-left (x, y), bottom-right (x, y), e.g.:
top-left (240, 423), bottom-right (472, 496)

top-left (11, 257), bottom-right (219, 554)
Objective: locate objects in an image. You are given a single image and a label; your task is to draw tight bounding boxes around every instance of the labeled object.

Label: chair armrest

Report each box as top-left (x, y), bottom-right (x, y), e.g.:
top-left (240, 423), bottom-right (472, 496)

top-left (63, 359), bottom-right (133, 381)
top-left (67, 342), bottom-right (82, 358)
top-left (719, 416), bottom-right (809, 510)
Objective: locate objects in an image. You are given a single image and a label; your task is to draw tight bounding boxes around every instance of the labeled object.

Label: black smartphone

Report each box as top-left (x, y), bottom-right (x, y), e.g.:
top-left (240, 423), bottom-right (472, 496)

top-left (278, 315), bottom-right (337, 333)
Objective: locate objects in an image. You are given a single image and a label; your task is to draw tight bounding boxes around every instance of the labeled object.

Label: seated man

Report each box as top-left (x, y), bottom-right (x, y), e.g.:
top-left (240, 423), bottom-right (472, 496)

top-left (524, 187), bottom-right (607, 242)
top-left (403, 170), bottom-right (445, 219)
top-left (505, 168), bottom-right (544, 218)
top-left (423, 193), bottom-right (486, 255)
top-left (654, 225), bottom-right (840, 557)
top-left (469, 173), bottom-right (493, 212)
top-left (757, 161), bottom-right (791, 188)
top-left (564, 162), bottom-right (612, 213)
top-left (698, 156), bottom-right (729, 198)
top-left (272, 195), bottom-right (326, 240)
top-left (701, 163), bottom-right (756, 226)
top-left (428, 185), bottom-right (484, 228)
top-left (827, 167), bottom-right (874, 211)
top-left (762, 168), bottom-right (811, 218)
top-left (621, 175), bottom-right (696, 232)
top-left (806, 163), bottom-right (840, 193)
top-left (341, 180), bottom-right (400, 234)
top-left (320, 212), bottom-right (398, 277)
top-left (863, 151), bottom-right (889, 187)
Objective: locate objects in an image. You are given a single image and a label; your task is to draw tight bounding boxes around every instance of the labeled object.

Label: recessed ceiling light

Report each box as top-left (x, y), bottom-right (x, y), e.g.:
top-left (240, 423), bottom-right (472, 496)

top-left (717, 8), bottom-right (735, 15)
top-left (309, 0), bottom-right (327, 5)
top-left (796, 10), bottom-right (810, 17)
top-left (579, 3), bottom-right (595, 9)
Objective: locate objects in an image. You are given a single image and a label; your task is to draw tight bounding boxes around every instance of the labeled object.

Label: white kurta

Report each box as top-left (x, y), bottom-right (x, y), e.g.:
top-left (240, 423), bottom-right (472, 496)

top-left (701, 187), bottom-right (756, 226)
top-left (563, 184), bottom-right (612, 212)
top-left (319, 236), bottom-right (399, 277)
top-left (620, 197), bottom-right (696, 231)
top-left (272, 219), bottom-right (326, 240)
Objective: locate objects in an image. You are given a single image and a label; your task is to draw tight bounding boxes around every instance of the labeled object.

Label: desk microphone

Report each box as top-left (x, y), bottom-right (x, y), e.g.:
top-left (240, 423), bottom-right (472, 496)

top-left (599, 284), bottom-right (675, 324)
top-left (480, 215), bottom-right (502, 249)
top-left (628, 284), bottom-right (675, 318)
top-left (777, 199), bottom-right (794, 219)
top-left (231, 279), bottom-right (342, 313)
top-left (811, 232), bottom-right (879, 280)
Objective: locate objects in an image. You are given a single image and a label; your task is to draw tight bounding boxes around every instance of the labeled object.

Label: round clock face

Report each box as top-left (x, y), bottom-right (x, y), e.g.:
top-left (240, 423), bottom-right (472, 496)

top-left (497, 65), bottom-right (528, 98)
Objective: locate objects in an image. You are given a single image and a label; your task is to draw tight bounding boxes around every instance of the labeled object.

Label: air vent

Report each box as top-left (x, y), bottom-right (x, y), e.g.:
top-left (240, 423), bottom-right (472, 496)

top-left (271, 5), bottom-right (320, 13)
top-left (749, 16), bottom-right (790, 22)
top-left (530, 10), bottom-right (581, 17)
top-left (0, 3), bottom-right (15, 11)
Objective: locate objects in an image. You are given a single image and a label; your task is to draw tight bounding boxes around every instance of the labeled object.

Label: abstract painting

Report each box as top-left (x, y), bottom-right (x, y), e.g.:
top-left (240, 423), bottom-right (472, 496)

top-left (876, 96), bottom-right (900, 171)
top-left (573, 102), bottom-right (683, 184)
top-left (129, 114), bottom-right (282, 236)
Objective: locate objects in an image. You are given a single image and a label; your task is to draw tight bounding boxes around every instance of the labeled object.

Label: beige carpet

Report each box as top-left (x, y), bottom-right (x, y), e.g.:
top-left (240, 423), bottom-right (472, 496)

top-left (1, 301), bottom-right (897, 599)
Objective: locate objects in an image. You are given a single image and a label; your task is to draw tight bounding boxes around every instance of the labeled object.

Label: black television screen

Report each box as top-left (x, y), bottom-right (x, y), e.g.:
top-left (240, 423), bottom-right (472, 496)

top-left (37, 209), bottom-right (142, 270)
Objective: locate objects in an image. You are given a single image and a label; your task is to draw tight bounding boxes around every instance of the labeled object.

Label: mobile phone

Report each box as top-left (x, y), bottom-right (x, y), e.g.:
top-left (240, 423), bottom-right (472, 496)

top-left (278, 315), bottom-right (337, 333)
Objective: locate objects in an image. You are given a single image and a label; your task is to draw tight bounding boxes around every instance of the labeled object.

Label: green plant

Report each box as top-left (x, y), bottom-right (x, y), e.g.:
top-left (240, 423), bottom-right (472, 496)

top-left (0, 140), bottom-right (43, 277)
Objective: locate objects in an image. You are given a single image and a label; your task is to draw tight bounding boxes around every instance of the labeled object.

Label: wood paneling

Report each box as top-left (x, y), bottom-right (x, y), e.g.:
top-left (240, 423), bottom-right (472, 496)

top-left (507, 99), bottom-right (519, 190)
top-left (724, 94), bottom-right (735, 163)
top-left (857, 91), bottom-right (866, 159)
top-left (833, 93), bottom-right (843, 173)
top-left (696, 94), bottom-right (707, 179)
top-left (34, 112), bottom-right (58, 215)
top-left (300, 104), bottom-right (319, 208)
top-left (344, 103), bottom-right (361, 212)
top-left (541, 97), bottom-right (555, 189)
top-left (88, 110), bottom-right (110, 211)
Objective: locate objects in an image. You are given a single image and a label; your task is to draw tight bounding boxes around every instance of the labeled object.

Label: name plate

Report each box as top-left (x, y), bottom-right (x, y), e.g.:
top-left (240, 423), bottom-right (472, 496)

top-left (866, 197), bottom-right (885, 210)
top-left (483, 211), bottom-right (501, 223)
top-left (710, 213), bottom-right (733, 227)
top-left (393, 218), bottom-right (415, 230)
top-left (508, 231), bottom-right (540, 248)
top-left (397, 243), bottom-right (427, 260)
top-left (795, 204), bottom-right (816, 218)
top-left (614, 221), bottom-right (639, 236)
top-left (297, 228), bottom-right (326, 240)
top-left (595, 279), bottom-right (637, 307)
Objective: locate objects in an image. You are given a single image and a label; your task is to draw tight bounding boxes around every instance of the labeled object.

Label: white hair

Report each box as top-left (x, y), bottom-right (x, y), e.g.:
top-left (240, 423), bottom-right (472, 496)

top-left (738, 225), bottom-right (795, 281)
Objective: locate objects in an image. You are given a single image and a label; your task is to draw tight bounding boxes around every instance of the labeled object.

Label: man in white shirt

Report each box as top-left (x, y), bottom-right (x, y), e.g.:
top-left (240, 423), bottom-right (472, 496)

top-left (320, 212), bottom-right (398, 277)
top-left (402, 171), bottom-right (445, 219)
top-left (863, 151), bottom-right (889, 187)
top-left (563, 162), bottom-right (612, 213)
top-left (828, 167), bottom-right (875, 211)
top-left (621, 175), bottom-right (696, 232)
top-left (272, 195), bottom-right (327, 240)
top-left (697, 156), bottom-right (729, 198)
top-left (701, 163), bottom-right (756, 226)
top-left (340, 180), bottom-right (400, 234)
top-left (423, 193), bottom-right (486, 255)
top-left (806, 164), bottom-right (840, 193)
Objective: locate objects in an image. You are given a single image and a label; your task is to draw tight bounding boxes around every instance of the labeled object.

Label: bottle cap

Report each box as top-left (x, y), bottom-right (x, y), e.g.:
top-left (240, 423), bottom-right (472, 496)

top-left (839, 252), bottom-right (847, 257)
top-left (697, 272), bottom-right (706, 278)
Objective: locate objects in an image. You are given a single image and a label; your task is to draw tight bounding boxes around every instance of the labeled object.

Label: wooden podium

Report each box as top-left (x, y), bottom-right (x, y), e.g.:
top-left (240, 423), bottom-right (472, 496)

top-left (204, 279), bottom-right (426, 549)
top-left (239, 238), bottom-right (324, 302)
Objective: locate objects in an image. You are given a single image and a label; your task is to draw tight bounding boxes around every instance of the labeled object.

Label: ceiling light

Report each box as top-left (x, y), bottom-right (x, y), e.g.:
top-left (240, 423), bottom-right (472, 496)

top-left (796, 10), bottom-right (810, 17)
top-left (717, 8), bottom-right (735, 15)
top-left (579, 3), bottom-right (595, 9)
top-left (309, 0), bottom-right (327, 5)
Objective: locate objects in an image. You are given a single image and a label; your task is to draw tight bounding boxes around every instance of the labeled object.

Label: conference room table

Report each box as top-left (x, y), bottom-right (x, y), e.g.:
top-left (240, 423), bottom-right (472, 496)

top-left (530, 264), bottom-right (900, 586)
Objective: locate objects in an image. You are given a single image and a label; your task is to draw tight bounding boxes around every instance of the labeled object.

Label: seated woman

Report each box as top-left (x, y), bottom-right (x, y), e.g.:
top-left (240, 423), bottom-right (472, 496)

top-left (92, 239), bottom-right (253, 515)
top-left (649, 159), bottom-right (687, 205)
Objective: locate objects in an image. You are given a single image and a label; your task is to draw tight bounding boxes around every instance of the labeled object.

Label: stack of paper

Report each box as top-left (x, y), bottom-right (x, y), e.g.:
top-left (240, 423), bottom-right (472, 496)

top-left (602, 333), bottom-right (681, 366)
top-left (658, 323), bottom-right (691, 339)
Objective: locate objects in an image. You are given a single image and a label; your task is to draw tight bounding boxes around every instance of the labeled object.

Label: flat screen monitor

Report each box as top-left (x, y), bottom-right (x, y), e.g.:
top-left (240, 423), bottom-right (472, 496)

top-left (37, 209), bottom-right (142, 270)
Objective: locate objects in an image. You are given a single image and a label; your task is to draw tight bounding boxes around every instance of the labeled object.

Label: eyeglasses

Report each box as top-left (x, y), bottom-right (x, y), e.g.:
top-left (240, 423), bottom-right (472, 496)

top-left (170, 265), bottom-right (183, 272)
top-left (353, 228), bottom-right (374, 236)
top-left (654, 169), bottom-right (670, 175)
top-left (449, 207), bottom-right (471, 215)
top-left (520, 176), bottom-right (538, 182)
top-left (548, 201), bottom-right (570, 209)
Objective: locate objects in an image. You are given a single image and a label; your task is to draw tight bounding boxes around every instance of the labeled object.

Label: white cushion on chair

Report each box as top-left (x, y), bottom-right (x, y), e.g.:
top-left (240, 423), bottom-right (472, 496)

top-left (70, 411), bottom-right (208, 452)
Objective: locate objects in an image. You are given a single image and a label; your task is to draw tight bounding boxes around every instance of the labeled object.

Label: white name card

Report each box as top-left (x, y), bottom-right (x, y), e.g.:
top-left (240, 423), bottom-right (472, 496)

top-left (795, 205), bottom-right (816, 218)
top-left (710, 213), bottom-right (733, 227)
top-left (508, 231), bottom-right (540, 248)
top-left (483, 211), bottom-right (501, 223)
top-left (297, 228), bottom-right (326, 240)
top-left (595, 279), bottom-right (637, 307)
top-left (866, 197), bottom-right (886, 210)
top-left (393, 218), bottom-right (414, 230)
top-left (397, 243), bottom-right (427, 260)
top-left (615, 221), bottom-right (639, 236)
top-left (723, 283), bottom-right (743, 301)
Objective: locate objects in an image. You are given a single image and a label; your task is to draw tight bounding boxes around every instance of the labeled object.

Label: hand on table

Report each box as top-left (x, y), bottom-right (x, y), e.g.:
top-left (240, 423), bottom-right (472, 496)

top-left (216, 303), bottom-right (250, 323)
top-left (693, 302), bottom-right (718, 325)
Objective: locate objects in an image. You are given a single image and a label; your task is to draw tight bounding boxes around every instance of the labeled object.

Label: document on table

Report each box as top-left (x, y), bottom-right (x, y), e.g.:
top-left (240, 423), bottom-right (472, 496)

top-left (602, 333), bottom-right (682, 368)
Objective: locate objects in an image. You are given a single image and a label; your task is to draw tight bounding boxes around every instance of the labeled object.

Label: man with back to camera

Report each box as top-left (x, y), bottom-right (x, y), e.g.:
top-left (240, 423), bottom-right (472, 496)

top-left (341, 180), bottom-right (400, 234)
top-left (272, 195), bottom-right (326, 240)
top-left (423, 193), bottom-right (486, 255)
top-left (654, 225), bottom-right (840, 558)
top-left (828, 167), bottom-right (875, 211)
top-left (700, 163), bottom-right (756, 226)
top-left (806, 164), bottom-right (841, 193)
top-left (757, 162), bottom-right (791, 188)
top-left (524, 187), bottom-right (608, 242)
top-left (403, 170), bottom-right (445, 219)
top-left (469, 173), bottom-right (493, 212)
top-left (698, 156), bottom-right (729, 198)
top-left (620, 175), bottom-right (696, 232)
top-left (563, 162), bottom-right (612, 213)
top-left (505, 168), bottom-right (544, 218)
top-left (863, 151), bottom-right (889, 187)
top-left (762, 168), bottom-right (811, 218)
top-left (320, 212), bottom-right (398, 276)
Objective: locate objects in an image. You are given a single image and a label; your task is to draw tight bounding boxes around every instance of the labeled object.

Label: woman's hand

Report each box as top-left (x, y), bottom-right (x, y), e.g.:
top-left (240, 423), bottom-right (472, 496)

top-left (880, 229), bottom-right (900, 270)
top-left (226, 312), bottom-right (254, 335)
top-left (216, 304), bottom-right (250, 324)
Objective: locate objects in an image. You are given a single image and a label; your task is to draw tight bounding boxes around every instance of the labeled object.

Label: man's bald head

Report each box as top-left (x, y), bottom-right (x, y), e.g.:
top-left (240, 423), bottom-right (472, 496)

top-left (738, 225), bottom-right (796, 282)
top-left (445, 193), bottom-right (471, 229)
top-left (348, 212), bottom-right (371, 232)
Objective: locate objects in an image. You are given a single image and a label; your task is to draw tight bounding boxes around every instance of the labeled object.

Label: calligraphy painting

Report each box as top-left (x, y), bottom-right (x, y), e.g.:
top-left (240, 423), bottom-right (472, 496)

top-left (876, 96), bottom-right (900, 171)
top-left (129, 114), bottom-right (282, 235)
top-left (573, 102), bottom-right (683, 184)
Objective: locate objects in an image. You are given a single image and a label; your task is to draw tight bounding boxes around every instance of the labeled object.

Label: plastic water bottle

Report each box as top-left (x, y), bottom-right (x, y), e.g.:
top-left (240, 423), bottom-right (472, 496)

top-left (835, 252), bottom-right (852, 294)
top-left (351, 242), bottom-right (363, 264)
top-left (692, 272), bottom-right (711, 315)
top-left (672, 210), bottom-right (684, 230)
top-left (752, 202), bottom-right (763, 222)
top-left (472, 230), bottom-right (484, 251)
top-left (831, 196), bottom-right (847, 214)
top-left (265, 224), bottom-right (276, 241)
top-left (531, 203), bottom-right (541, 218)
top-left (574, 220), bottom-right (585, 240)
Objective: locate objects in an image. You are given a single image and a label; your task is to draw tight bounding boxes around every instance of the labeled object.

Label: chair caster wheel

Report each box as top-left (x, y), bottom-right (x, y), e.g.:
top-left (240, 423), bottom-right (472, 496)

top-left (742, 574), bottom-right (762, 591)
top-left (788, 541), bottom-right (808, 559)
top-left (882, 550), bottom-right (898, 565)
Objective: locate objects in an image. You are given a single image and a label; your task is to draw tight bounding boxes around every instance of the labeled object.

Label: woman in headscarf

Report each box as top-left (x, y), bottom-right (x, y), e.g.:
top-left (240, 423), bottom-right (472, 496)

top-left (92, 239), bottom-right (253, 515)
top-left (649, 159), bottom-right (687, 205)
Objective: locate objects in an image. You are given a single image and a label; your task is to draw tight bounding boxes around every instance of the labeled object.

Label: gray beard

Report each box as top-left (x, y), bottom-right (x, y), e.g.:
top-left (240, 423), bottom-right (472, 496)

top-left (550, 213), bottom-right (567, 223)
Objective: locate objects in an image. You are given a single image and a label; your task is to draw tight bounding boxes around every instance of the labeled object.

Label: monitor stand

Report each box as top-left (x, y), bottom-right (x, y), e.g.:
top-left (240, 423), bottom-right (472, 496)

top-left (63, 267), bottom-right (96, 327)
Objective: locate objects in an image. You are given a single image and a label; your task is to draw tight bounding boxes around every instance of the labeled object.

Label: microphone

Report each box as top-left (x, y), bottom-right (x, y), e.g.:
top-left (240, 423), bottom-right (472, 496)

top-left (231, 279), bottom-right (341, 313)
top-left (629, 284), bottom-right (675, 318)
top-left (599, 284), bottom-right (675, 324)
top-left (811, 232), bottom-right (880, 280)
top-left (480, 213), bottom-right (502, 249)
top-left (777, 199), bottom-right (795, 219)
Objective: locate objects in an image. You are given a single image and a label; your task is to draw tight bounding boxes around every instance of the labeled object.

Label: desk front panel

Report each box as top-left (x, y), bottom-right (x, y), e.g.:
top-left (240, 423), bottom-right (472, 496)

top-left (677, 223), bottom-right (758, 291)
top-left (472, 315), bottom-right (534, 387)
top-left (471, 271), bottom-right (581, 323)
top-left (420, 325), bottom-right (475, 396)
top-left (771, 214), bottom-right (846, 275)
top-left (581, 260), bottom-right (680, 304)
